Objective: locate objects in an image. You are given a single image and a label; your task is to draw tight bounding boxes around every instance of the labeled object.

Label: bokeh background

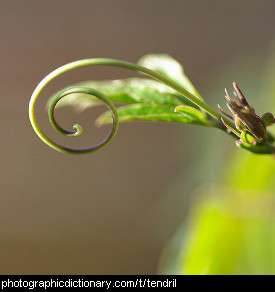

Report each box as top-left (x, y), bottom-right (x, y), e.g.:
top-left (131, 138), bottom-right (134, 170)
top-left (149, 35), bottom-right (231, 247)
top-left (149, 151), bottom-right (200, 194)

top-left (0, 0), bottom-right (274, 274)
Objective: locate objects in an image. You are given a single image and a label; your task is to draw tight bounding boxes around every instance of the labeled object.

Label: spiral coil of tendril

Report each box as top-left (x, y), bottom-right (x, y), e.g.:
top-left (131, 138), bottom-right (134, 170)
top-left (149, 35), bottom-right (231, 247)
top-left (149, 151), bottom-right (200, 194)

top-left (29, 58), bottom-right (220, 154)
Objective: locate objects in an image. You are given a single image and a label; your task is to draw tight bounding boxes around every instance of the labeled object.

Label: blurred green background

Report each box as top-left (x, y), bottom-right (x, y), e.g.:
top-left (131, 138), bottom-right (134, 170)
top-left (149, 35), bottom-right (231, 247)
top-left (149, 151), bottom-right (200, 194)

top-left (0, 0), bottom-right (274, 274)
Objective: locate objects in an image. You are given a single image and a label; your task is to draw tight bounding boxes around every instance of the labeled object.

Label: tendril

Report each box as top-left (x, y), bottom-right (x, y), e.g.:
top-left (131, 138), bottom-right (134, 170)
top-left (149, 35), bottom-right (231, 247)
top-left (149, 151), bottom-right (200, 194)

top-left (29, 58), bottom-right (227, 154)
top-left (47, 86), bottom-right (119, 154)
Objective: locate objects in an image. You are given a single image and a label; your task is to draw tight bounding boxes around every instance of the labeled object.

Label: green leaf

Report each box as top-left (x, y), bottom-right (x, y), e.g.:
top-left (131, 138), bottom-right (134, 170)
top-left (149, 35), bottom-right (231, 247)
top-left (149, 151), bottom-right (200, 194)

top-left (96, 104), bottom-right (213, 126)
top-left (50, 78), bottom-right (198, 111)
top-left (261, 112), bottom-right (275, 127)
top-left (137, 54), bottom-right (203, 101)
top-left (175, 105), bottom-right (207, 121)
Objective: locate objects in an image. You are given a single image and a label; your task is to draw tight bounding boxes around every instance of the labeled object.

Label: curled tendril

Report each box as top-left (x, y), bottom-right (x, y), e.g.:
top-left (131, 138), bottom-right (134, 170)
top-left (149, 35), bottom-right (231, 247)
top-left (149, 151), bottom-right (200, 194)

top-left (47, 86), bottom-right (119, 154)
top-left (29, 58), bottom-right (226, 154)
